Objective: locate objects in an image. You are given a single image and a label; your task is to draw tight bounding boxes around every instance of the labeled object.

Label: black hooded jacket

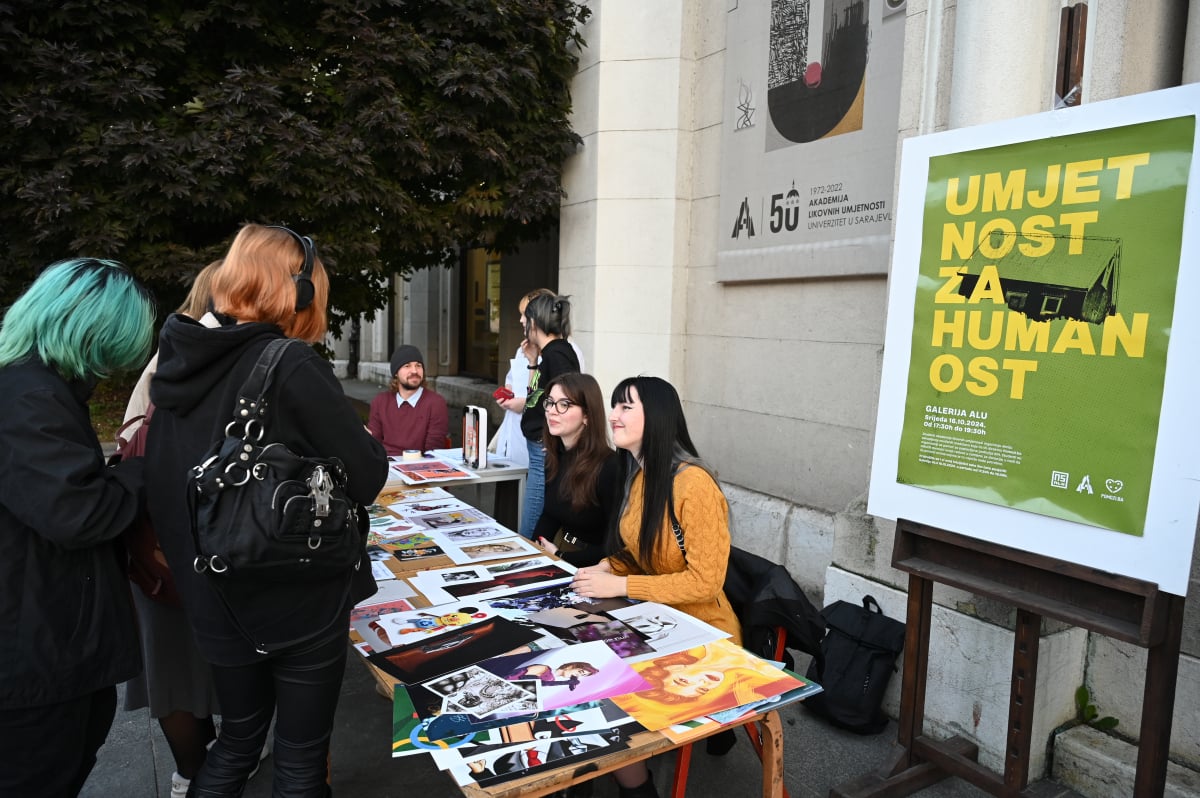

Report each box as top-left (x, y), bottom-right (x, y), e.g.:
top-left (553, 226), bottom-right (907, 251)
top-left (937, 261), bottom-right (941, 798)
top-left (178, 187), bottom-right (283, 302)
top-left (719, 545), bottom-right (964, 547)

top-left (145, 314), bottom-right (388, 665)
top-left (0, 358), bottom-right (143, 708)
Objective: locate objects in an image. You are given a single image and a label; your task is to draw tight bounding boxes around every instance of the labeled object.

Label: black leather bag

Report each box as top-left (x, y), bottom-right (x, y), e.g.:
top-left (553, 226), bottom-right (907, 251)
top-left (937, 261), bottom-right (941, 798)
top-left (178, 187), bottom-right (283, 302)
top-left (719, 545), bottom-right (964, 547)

top-left (188, 338), bottom-right (364, 583)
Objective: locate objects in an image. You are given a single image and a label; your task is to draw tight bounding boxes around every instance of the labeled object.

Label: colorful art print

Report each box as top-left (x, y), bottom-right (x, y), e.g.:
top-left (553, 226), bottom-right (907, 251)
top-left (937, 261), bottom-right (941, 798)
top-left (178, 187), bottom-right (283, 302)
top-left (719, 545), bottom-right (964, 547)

top-left (703, 669), bottom-right (823, 725)
top-left (388, 533), bottom-right (436, 550)
top-left (441, 563), bottom-right (574, 600)
top-left (436, 524), bottom-right (518, 543)
top-left (427, 665), bottom-right (538, 717)
top-left (561, 620), bottom-right (656, 660)
top-left (482, 585), bottom-right (580, 614)
top-left (396, 545), bottom-right (445, 561)
top-left (478, 640), bottom-right (651, 714)
top-left (609, 639), bottom-right (805, 731)
top-left (378, 485), bottom-right (453, 506)
top-left (366, 617), bottom-right (543, 686)
top-left (349, 599), bottom-right (414, 627)
top-left (392, 687), bottom-right (481, 758)
top-left (356, 605), bottom-right (492, 652)
top-left (447, 536), bottom-right (542, 566)
top-left (412, 508), bottom-right (495, 531)
top-left (390, 459), bottom-right (477, 485)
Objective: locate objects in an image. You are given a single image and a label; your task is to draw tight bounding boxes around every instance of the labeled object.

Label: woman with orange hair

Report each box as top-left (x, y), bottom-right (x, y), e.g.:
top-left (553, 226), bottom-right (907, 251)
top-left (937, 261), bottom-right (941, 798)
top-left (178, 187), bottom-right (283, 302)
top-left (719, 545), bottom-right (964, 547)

top-left (144, 224), bottom-right (388, 797)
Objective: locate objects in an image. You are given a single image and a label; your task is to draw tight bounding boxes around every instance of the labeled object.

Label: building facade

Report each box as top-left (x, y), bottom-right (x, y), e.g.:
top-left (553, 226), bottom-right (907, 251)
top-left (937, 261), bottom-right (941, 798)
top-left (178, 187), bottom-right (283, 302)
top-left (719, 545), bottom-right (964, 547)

top-left (334, 2), bottom-right (1200, 792)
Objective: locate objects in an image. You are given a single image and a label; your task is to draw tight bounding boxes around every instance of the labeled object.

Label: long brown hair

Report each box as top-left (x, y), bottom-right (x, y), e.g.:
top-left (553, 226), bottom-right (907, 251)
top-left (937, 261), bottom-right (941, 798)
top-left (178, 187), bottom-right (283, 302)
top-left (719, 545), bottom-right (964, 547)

top-left (543, 373), bottom-right (612, 511)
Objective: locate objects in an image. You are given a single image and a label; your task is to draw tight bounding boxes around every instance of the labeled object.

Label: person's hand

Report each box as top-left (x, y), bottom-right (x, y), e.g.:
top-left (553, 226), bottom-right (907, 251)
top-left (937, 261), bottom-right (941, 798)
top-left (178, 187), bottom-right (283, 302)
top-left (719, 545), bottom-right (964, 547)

top-left (500, 395), bottom-right (526, 413)
top-left (536, 536), bottom-right (559, 556)
top-left (520, 337), bottom-right (539, 366)
top-left (572, 569), bottom-right (627, 599)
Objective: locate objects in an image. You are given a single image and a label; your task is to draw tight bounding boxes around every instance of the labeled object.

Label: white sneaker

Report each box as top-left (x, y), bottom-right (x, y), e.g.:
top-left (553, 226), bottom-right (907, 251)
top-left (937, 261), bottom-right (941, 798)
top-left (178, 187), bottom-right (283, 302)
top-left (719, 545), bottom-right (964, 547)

top-left (170, 771), bottom-right (190, 798)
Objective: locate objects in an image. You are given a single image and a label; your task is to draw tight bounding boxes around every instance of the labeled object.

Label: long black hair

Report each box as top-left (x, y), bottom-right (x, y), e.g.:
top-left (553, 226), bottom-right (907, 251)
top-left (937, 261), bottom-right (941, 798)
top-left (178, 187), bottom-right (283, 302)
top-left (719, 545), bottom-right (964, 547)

top-left (609, 376), bottom-right (700, 572)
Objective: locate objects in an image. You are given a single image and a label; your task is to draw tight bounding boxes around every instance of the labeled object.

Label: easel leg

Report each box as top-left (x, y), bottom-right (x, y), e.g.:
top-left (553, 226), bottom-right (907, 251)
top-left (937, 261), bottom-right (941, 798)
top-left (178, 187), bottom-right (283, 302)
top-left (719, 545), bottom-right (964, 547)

top-left (894, 574), bottom-right (933, 766)
top-left (1134, 592), bottom-right (1185, 797)
top-left (1004, 609), bottom-right (1040, 792)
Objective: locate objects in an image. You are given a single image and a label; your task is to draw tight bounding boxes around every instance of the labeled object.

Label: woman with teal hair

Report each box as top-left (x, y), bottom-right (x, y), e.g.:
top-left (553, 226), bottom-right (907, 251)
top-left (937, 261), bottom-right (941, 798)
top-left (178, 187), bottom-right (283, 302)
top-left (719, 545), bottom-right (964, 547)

top-left (0, 258), bottom-right (156, 797)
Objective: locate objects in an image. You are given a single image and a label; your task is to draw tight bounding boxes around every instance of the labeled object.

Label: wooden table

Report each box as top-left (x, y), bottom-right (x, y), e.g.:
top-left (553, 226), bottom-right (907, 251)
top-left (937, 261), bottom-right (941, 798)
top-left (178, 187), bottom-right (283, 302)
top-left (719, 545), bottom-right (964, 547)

top-left (358, 493), bottom-right (786, 798)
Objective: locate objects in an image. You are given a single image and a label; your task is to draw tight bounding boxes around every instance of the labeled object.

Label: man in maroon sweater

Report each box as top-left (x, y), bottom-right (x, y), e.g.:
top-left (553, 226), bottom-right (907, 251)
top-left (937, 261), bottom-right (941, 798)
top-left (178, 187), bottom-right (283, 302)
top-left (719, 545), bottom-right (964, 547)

top-left (367, 345), bottom-right (450, 454)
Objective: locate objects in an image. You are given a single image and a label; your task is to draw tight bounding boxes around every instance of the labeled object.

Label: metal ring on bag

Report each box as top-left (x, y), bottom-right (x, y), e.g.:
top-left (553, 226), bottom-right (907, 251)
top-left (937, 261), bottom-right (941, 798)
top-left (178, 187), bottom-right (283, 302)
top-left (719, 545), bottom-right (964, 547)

top-left (193, 556), bottom-right (208, 574)
top-left (243, 419), bottom-right (264, 442)
top-left (209, 555), bottom-right (228, 574)
top-left (223, 462), bottom-right (251, 486)
top-left (251, 462), bottom-right (269, 480)
top-left (308, 536), bottom-right (322, 550)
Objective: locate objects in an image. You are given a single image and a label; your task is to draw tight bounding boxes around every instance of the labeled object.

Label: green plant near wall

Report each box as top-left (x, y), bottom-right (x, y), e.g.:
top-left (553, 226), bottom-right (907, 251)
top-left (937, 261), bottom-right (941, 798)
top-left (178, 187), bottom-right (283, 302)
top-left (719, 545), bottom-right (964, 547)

top-left (1075, 685), bottom-right (1119, 731)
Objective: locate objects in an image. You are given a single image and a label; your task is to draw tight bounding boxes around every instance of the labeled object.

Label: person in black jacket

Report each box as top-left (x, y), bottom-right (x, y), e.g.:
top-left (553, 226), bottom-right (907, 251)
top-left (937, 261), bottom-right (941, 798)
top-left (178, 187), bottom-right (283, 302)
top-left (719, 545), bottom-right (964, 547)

top-left (144, 224), bottom-right (388, 797)
top-left (0, 259), bottom-right (156, 798)
top-left (533, 373), bottom-right (620, 567)
top-left (518, 293), bottom-right (580, 538)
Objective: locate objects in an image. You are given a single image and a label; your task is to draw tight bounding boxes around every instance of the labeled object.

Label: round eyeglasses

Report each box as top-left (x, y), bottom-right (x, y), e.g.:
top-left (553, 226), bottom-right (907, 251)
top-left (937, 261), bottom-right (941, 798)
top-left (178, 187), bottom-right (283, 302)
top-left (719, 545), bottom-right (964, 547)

top-left (542, 397), bottom-right (577, 414)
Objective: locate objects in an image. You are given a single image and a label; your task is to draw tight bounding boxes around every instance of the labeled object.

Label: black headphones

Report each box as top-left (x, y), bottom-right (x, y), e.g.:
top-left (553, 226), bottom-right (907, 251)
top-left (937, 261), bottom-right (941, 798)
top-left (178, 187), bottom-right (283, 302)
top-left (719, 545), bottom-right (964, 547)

top-left (268, 225), bottom-right (317, 312)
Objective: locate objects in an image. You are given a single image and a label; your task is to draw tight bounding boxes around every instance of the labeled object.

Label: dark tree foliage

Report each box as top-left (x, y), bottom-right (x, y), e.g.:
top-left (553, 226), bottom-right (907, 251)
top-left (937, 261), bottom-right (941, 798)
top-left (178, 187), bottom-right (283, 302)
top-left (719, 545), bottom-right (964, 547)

top-left (0, 0), bottom-right (589, 331)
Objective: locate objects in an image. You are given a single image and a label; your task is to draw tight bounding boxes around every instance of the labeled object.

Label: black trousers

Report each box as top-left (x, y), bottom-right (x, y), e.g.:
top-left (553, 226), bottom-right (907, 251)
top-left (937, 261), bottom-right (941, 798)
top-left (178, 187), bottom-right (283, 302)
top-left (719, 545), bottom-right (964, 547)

top-left (0, 685), bottom-right (117, 798)
top-left (192, 633), bottom-right (347, 798)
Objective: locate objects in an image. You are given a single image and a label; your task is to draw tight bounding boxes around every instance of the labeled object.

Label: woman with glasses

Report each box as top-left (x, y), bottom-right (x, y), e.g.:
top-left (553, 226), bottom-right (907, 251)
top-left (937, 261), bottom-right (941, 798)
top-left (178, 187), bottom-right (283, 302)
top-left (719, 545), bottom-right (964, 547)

top-left (571, 376), bottom-right (740, 798)
top-left (532, 374), bottom-right (621, 567)
top-left (517, 294), bottom-right (580, 538)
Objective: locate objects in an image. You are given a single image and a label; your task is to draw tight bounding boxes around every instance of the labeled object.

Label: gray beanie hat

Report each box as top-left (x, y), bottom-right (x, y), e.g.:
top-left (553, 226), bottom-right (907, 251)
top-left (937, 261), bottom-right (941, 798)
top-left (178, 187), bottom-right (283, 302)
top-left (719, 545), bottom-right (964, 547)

top-left (390, 344), bottom-right (424, 376)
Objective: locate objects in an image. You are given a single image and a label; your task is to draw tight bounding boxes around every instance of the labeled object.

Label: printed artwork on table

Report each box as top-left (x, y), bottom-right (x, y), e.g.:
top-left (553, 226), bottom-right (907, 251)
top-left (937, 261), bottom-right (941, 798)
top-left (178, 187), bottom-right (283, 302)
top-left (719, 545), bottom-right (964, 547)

top-left (475, 640), bottom-right (651, 714)
top-left (378, 485), bottom-right (454, 506)
top-left (366, 616), bottom-right (543, 686)
top-left (353, 604), bottom-right (495, 652)
top-left (609, 639), bottom-right (806, 731)
top-left (444, 536), bottom-right (542, 566)
top-left (433, 524), bottom-right (520, 546)
top-left (426, 665), bottom-right (538, 717)
top-left (606, 602), bottom-right (731, 662)
top-left (412, 508), bottom-right (496, 531)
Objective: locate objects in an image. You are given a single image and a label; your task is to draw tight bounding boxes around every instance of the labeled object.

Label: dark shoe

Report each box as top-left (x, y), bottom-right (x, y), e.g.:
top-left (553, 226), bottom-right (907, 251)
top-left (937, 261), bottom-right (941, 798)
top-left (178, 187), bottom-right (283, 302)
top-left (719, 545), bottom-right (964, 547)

top-left (617, 775), bottom-right (660, 798)
top-left (705, 728), bottom-right (737, 756)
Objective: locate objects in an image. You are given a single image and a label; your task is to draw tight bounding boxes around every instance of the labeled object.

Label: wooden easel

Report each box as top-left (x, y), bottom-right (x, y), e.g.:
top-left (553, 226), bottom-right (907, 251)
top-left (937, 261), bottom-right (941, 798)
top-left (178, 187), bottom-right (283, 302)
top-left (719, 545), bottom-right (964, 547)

top-left (831, 518), bottom-right (1186, 798)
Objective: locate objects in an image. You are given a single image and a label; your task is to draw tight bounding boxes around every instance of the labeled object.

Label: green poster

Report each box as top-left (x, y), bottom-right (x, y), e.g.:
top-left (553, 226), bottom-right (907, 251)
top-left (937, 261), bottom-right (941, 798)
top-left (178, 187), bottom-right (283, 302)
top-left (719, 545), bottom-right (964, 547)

top-left (897, 116), bottom-right (1194, 536)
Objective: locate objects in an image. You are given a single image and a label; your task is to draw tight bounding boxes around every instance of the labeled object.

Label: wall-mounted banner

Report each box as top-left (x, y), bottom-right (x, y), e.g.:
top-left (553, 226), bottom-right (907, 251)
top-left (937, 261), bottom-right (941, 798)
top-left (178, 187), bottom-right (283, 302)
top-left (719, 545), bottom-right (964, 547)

top-left (717, 0), bottom-right (906, 282)
top-left (870, 85), bottom-right (1200, 595)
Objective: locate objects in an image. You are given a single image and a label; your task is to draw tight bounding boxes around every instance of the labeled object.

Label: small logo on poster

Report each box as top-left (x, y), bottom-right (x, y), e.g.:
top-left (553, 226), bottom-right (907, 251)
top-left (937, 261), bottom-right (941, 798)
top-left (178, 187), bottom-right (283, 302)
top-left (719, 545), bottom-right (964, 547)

top-left (1076, 475), bottom-right (1093, 495)
top-left (731, 198), bottom-right (756, 238)
top-left (1101, 478), bottom-right (1126, 503)
top-left (1050, 471), bottom-right (1069, 489)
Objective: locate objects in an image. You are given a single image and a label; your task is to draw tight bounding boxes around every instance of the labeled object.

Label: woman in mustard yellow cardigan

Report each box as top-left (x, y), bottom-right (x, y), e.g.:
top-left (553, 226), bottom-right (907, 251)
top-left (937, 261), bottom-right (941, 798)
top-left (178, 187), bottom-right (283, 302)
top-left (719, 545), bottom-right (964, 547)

top-left (572, 375), bottom-right (739, 798)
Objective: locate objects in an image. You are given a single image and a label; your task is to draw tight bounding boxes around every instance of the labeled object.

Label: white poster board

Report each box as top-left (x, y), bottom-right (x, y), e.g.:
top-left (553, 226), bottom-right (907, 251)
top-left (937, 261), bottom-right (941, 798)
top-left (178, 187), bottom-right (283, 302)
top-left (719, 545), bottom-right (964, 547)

top-left (869, 85), bottom-right (1200, 595)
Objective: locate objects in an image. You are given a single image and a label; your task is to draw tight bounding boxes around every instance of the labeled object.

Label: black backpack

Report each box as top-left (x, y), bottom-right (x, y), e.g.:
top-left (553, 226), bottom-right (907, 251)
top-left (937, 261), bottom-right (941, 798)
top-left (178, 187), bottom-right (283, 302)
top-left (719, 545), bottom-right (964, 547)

top-left (804, 594), bottom-right (906, 734)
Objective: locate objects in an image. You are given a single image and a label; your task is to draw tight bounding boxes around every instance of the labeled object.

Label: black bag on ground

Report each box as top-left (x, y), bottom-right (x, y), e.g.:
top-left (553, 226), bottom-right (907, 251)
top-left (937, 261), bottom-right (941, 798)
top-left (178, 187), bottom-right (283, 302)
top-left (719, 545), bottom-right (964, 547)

top-left (804, 594), bottom-right (905, 734)
top-left (187, 338), bottom-right (364, 583)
